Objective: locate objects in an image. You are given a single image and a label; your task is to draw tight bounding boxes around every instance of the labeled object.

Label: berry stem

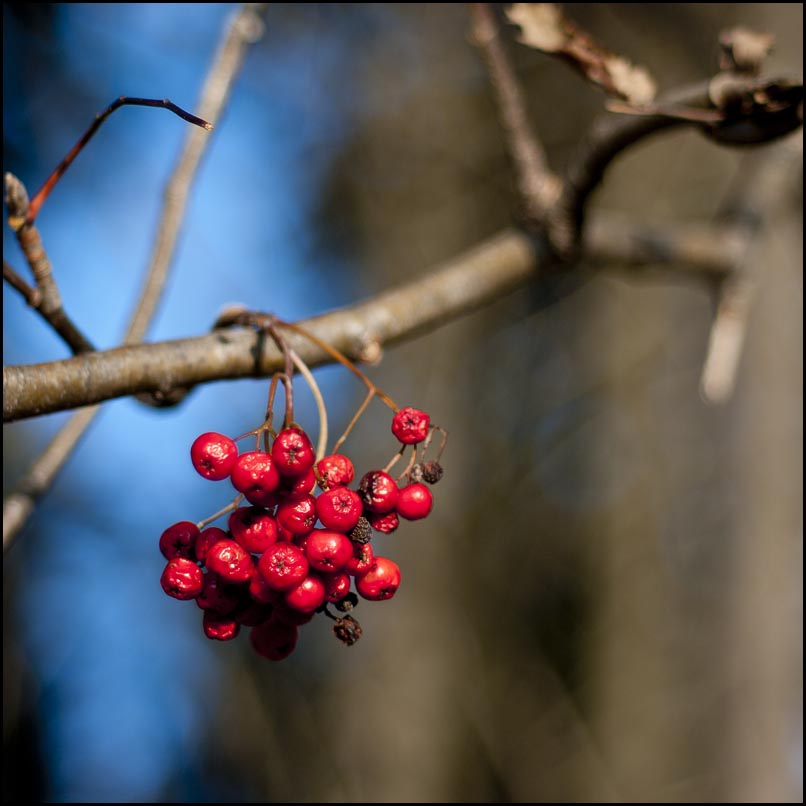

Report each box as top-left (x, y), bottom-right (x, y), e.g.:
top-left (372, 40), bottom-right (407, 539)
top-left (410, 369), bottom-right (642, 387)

top-left (289, 348), bottom-right (329, 462)
top-left (196, 494), bottom-right (244, 530)
top-left (275, 319), bottom-right (398, 411)
top-left (331, 388), bottom-right (374, 455)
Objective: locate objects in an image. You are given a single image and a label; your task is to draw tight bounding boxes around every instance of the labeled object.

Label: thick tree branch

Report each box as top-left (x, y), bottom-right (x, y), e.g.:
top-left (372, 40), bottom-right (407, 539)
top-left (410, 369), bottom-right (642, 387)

top-left (4, 213), bottom-right (750, 424)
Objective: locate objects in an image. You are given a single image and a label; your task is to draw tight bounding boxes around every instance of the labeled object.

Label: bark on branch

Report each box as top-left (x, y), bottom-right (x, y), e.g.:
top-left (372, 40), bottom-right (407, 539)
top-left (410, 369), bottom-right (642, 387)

top-left (4, 216), bottom-right (744, 424)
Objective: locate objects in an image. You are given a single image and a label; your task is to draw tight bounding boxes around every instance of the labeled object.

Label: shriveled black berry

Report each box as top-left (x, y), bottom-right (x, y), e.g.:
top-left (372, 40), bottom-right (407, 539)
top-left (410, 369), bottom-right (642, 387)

top-left (348, 516), bottom-right (372, 545)
top-left (333, 615), bottom-right (362, 646)
top-left (335, 592), bottom-right (359, 612)
top-left (421, 460), bottom-right (444, 484)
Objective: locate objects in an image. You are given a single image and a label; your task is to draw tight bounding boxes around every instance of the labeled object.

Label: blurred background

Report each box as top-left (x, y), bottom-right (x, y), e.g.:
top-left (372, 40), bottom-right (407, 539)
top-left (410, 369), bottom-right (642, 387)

top-left (3, 3), bottom-right (802, 802)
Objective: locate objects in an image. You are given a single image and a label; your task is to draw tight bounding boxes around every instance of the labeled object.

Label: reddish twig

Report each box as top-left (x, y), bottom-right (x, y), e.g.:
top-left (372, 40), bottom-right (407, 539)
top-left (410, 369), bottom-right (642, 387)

top-left (24, 97), bottom-right (212, 225)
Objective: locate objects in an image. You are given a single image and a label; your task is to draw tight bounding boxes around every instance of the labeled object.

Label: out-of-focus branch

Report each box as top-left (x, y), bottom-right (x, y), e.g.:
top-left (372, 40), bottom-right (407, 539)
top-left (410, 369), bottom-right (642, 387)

top-left (3, 212), bottom-right (752, 423)
top-left (700, 137), bottom-right (802, 404)
top-left (3, 258), bottom-right (95, 354)
top-left (3, 3), bottom-right (268, 552)
top-left (4, 173), bottom-right (95, 354)
top-left (470, 3), bottom-right (561, 225)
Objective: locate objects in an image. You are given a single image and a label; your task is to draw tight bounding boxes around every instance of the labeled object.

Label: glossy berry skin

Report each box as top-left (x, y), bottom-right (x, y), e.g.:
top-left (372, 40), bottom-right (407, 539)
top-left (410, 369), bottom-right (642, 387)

top-left (323, 572), bottom-right (352, 603)
top-left (391, 407), bottom-right (430, 445)
top-left (368, 510), bottom-right (399, 534)
top-left (202, 610), bottom-right (240, 641)
top-left (258, 542), bottom-right (310, 591)
top-left (285, 574), bottom-right (326, 613)
top-left (191, 432), bottom-right (239, 481)
top-left (271, 427), bottom-right (316, 478)
top-left (316, 488), bottom-right (363, 532)
top-left (356, 556), bottom-right (401, 601)
top-left (250, 620), bottom-right (298, 661)
top-left (396, 483), bottom-right (433, 520)
top-left (161, 558), bottom-right (204, 600)
top-left (195, 526), bottom-right (228, 565)
top-left (276, 494), bottom-right (317, 536)
top-left (282, 468), bottom-right (317, 496)
top-left (228, 507), bottom-right (278, 554)
top-left (230, 452), bottom-right (280, 500)
top-left (248, 571), bottom-right (280, 605)
top-left (304, 530), bottom-right (354, 573)
top-left (197, 573), bottom-right (243, 614)
top-left (206, 539), bottom-right (254, 585)
top-left (316, 454), bottom-right (355, 489)
top-left (358, 470), bottom-right (399, 513)
top-left (159, 521), bottom-right (199, 560)
top-left (344, 541), bottom-right (375, 577)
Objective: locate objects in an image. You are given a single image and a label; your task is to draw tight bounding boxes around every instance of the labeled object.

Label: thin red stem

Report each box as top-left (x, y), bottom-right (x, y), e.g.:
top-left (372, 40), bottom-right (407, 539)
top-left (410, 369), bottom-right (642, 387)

top-left (26, 97), bottom-right (212, 224)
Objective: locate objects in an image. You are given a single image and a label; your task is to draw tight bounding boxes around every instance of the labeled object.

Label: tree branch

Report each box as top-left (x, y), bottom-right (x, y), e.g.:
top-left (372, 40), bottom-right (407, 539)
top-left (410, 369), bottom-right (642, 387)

top-left (4, 259), bottom-right (95, 354)
top-left (4, 212), bottom-right (751, 424)
top-left (470, 3), bottom-right (561, 225)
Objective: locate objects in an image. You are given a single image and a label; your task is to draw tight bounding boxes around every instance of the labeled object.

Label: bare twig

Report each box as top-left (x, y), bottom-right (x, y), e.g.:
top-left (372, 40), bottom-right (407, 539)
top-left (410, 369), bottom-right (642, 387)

top-left (3, 3), bottom-right (268, 552)
top-left (4, 259), bottom-right (95, 354)
top-left (700, 138), bottom-right (802, 403)
top-left (24, 98), bottom-right (212, 226)
top-left (3, 209), bottom-right (759, 424)
top-left (3, 260), bottom-right (41, 307)
top-left (470, 3), bottom-right (561, 225)
top-left (553, 76), bottom-right (801, 254)
top-left (5, 173), bottom-right (96, 354)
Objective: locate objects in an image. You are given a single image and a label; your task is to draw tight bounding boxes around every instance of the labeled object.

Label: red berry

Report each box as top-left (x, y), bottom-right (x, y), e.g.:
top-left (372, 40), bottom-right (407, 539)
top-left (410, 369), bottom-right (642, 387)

top-left (323, 572), bottom-right (352, 603)
top-left (191, 432), bottom-right (239, 480)
top-left (258, 542), bottom-right (310, 591)
top-left (230, 451), bottom-right (280, 499)
top-left (250, 620), bottom-right (298, 661)
top-left (344, 541), bottom-right (375, 577)
top-left (272, 605), bottom-right (316, 627)
top-left (316, 454), bottom-right (355, 489)
top-left (159, 521), bottom-right (199, 560)
top-left (271, 427), bottom-right (315, 478)
top-left (285, 574), bottom-right (326, 613)
top-left (195, 526), bottom-right (228, 565)
top-left (368, 510), bottom-right (399, 534)
top-left (304, 530), bottom-right (354, 573)
top-left (396, 483), bottom-right (433, 520)
top-left (315, 487), bottom-right (363, 532)
top-left (356, 556), bottom-right (401, 601)
top-left (160, 558), bottom-right (204, 600)
top-left (228, 507), bottom-right (278, 554)
top-left (276, 494), bottom-right (317, 536)
top-left (249, 571), bottom-right (280, 605)
top-left (197, 573), bottom-right (243, 613)
top-left (358, 470), bottom-right (399, 513)
top-left (202, 610), bottom-right (240, 641)
top-left (391, 407), bottom-right (430, 445)
top-left (283, 468), bottom-right (317, 496)
top-left (206, 539), bottom-right (254, 585)
top-left (232, 601), bottom-right (274, 627)
top-left (277, 525), bottom-right (296, 542)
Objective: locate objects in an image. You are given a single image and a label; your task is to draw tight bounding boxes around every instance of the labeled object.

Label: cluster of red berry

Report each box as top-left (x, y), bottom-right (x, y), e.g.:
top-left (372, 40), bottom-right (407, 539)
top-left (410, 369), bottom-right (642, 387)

top-left (159, 406), bottom-right (443, 660)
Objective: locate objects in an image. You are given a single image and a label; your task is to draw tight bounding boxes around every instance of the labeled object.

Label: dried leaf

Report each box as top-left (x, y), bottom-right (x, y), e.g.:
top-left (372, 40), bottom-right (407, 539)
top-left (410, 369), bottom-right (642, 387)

top-left (605, 56), bottom-right (657, 106)
top-left (719, 27), bottom-right (774, 74)
top-left (506, 2), bottom-right (657, 106)
top-left (506, 3), bottom-right (567, 53)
